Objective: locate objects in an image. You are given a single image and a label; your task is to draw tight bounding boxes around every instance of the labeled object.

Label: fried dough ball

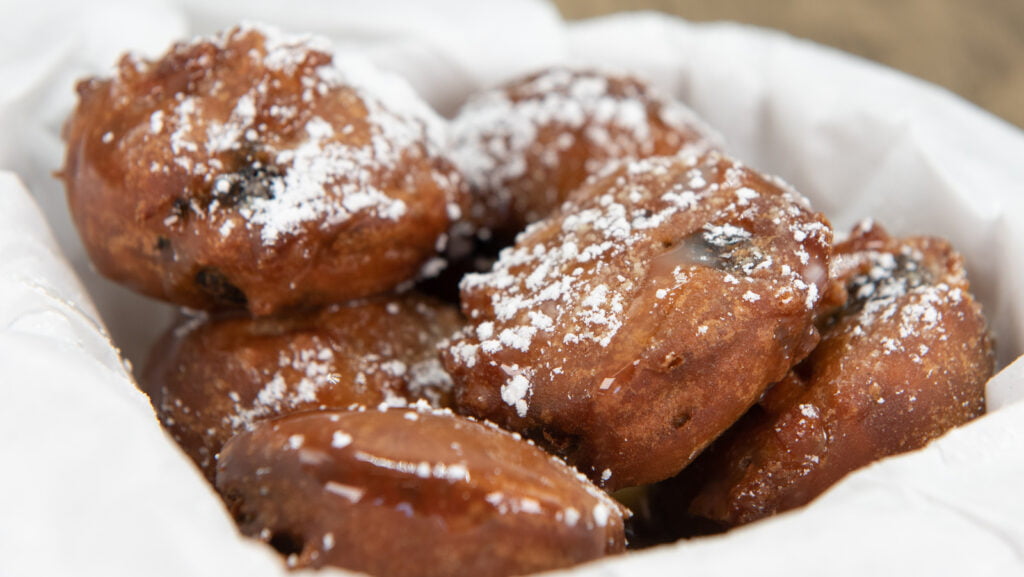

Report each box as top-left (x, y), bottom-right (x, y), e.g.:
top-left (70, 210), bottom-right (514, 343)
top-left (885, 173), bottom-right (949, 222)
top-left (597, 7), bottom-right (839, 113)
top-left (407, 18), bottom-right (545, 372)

top-left (449, 67), bottom-right (719, 240)
top-left (684, 221), bottom-right (993, 527)
top-left (63, 24), bottom-right (463, 315)
top-left (216, 408), bottom-right (627, 577)
top-left (141, 293), bottom-right (462, 479)
top-left (442, 151), bottom-right (833, 491)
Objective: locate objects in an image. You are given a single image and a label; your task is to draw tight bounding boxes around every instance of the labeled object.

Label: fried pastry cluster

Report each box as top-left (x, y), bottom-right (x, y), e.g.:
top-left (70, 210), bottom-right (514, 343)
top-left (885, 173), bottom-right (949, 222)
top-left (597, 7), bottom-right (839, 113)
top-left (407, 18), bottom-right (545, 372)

top-left (62, 24), bottom-right (995, 577)
top-left (628, 221), bottom-right (993, 541)
top-left (684, 221), bottom-right (993, 527)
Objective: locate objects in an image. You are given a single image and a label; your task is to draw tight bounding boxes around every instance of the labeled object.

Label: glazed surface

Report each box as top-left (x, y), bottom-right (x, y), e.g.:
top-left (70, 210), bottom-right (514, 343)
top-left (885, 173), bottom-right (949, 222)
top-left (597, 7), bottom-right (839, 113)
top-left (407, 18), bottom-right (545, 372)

top-left (217, 408), bottom-right (626, 576)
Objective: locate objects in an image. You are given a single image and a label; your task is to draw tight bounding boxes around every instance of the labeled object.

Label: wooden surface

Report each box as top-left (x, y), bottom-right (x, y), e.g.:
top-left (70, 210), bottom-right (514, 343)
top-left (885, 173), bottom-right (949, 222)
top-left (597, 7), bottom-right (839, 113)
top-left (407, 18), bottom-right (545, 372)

top-left (553, 0), bottom-right (1024, 129)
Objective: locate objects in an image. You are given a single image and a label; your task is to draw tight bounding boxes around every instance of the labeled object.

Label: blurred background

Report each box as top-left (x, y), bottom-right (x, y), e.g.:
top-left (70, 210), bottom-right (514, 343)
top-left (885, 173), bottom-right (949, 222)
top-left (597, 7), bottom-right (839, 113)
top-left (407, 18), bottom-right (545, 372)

top-left (553, 0), bottom-right (1024, 129)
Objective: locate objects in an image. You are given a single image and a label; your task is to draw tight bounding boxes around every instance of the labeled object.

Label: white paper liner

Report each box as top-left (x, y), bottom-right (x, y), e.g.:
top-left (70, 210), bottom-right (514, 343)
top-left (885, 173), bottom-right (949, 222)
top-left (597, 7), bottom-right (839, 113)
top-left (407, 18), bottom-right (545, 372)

top-left (1, 1), bottom-right (1023, 576)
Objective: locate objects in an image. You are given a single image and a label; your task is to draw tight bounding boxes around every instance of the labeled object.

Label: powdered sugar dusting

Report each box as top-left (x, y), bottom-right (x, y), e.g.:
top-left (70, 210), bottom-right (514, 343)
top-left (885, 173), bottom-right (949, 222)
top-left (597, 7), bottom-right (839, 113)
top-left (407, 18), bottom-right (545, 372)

top-left (833, 236), bottom-right (968, 360)
top-left (449, 68), bottom-right (718, 228)
top-left (226, 343), bottom-right (338, 431)
top-left (501, 371), bottom-right (532, 417)
top-left (186, 299), bottom-right (458, 448)
top-left (331, 430), bottom-right (353, 449)
top-left (444, 153), bottom-right (832, 486)
top-left (138, 23), bottom-right (453, 247)
top-left (450, 152), bottom-right (828, 376)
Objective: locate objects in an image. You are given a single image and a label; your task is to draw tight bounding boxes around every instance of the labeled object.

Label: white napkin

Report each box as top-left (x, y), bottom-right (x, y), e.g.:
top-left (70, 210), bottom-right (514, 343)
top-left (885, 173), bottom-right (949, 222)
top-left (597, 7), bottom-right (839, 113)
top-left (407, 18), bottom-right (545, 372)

top-left (1, 2), bottom-right (1022, 576)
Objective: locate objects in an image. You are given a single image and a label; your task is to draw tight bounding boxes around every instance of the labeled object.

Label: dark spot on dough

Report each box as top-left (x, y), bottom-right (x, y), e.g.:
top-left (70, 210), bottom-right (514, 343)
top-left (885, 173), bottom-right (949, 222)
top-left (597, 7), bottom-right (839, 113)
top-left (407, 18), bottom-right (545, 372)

top-left (170, 198), bottom-right (190, 221)
top-left (662, 352), bottom-right (684, 370)
top-left (214, 155), bottom-right (282, 208)
top-left (195, 266), bottom-right (247, 306)
top-left (540, 429), bottom-right (581, 460)
top-left (843, 252), bottom-right (935, 317)
top-left (155, 236), bottom-right (172, 257)
top-left (268, 530), bottom-right (305, 557)
top-left (672, 410), bottom-right (692, 429)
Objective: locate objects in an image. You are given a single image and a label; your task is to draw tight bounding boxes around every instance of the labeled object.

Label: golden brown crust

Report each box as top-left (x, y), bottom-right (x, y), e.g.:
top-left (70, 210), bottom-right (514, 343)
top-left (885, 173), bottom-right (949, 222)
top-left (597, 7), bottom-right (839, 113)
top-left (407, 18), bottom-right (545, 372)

top-left (216, 408), bottom-right (627, 577)
top-left (442, 151), bottom-right (833, 490)
top-left (449, 68), bottom-right (718, 239)
top-left (685, 221), bottom-right (993, 526)
top-left (141, 293), bottom-right (463, 479)
top-left (63, 24), bottom-right (462, 315)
